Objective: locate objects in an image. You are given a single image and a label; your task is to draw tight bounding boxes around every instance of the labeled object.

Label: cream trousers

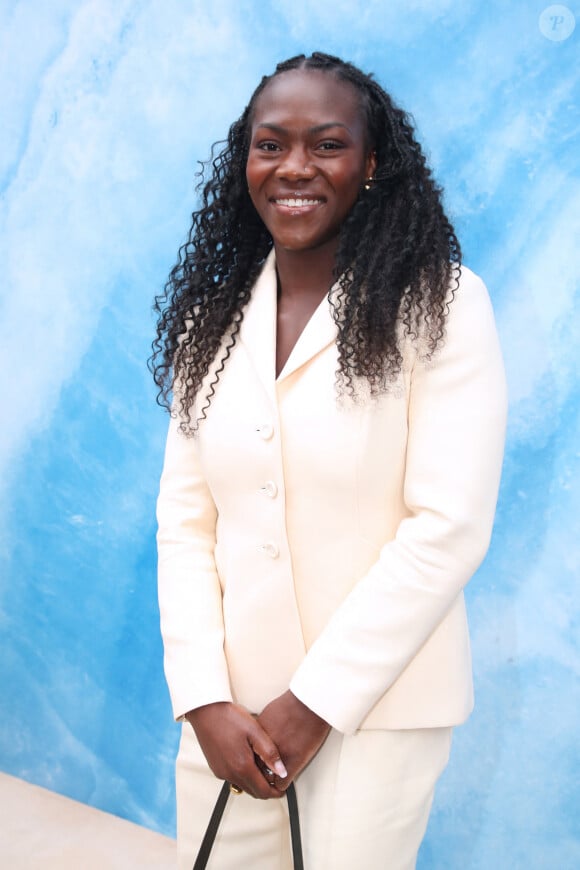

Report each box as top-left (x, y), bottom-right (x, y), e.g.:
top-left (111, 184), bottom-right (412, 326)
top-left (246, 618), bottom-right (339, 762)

top-left (176, 723), bottom-right (452, 870)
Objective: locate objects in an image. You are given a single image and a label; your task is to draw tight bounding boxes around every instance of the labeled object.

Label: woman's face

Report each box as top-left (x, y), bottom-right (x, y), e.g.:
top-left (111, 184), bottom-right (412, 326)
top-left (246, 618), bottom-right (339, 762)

top-left (246, 69), bottom-right (376, 255)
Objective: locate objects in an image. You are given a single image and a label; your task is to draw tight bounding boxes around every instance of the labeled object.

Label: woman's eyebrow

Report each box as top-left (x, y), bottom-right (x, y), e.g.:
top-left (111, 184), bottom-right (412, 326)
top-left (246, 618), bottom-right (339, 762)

top-left (255, 122), bottom-right (352, 134)
top-left (310, 122), bottom-right (351, 134)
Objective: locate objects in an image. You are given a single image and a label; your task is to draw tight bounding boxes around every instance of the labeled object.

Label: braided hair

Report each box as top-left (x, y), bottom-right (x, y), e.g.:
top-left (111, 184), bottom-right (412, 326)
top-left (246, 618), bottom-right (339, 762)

top-left (150, 52), bottom-right (461, 431)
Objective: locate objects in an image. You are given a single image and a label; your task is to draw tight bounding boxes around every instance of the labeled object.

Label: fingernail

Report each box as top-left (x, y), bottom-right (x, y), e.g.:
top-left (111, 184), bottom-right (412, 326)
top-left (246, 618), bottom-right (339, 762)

top-left (274, 760), bottom-right (288, 778)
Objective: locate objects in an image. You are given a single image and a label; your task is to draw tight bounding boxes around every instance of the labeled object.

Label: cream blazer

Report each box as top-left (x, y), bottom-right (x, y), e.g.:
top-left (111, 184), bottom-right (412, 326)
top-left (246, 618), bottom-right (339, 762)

top-left (157, 251), bottom-right (507, 735)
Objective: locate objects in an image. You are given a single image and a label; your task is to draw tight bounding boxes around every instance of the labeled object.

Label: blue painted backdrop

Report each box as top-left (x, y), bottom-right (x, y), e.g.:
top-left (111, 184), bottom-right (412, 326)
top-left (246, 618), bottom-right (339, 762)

top-left (1, 1), bottom-right (578, 866)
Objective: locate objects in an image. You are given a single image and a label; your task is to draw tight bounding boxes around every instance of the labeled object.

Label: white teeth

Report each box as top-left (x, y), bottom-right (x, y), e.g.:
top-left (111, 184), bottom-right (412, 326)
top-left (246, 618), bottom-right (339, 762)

top-left (275, 198), bottom-right (320, 207)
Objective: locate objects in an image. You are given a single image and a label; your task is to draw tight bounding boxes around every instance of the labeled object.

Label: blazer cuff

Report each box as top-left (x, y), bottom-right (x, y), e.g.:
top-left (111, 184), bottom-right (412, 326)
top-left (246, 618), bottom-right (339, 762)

top-left (289, 672), bottom-right (359, 735)
top-left (173, 689), bottom-right (234, 724)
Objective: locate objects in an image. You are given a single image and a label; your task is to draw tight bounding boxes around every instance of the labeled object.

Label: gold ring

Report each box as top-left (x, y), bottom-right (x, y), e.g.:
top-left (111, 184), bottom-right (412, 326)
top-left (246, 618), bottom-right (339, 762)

top-left (229, 783), bottom-right (243, 795)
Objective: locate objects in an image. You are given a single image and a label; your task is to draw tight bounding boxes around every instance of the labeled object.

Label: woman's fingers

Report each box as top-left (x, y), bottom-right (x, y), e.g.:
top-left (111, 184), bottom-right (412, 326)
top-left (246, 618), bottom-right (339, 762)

top-left (257, 691), bottom-right (331, 790)
top-left (248, 723), bottom-right (288, 781)
top-left (233, 748), bottom-right (282, 799)
top-left (186, 701), bottom-right (284, 799)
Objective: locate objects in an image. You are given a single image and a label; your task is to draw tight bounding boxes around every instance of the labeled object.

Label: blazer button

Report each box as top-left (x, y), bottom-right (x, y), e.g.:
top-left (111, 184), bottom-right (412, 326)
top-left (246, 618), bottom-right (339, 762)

top-left (256, 422), bottom-right (274, 440)
top-left (260, 480), bottom-right (278, 498)
top-left (260, 542), bottom-right (280, 559)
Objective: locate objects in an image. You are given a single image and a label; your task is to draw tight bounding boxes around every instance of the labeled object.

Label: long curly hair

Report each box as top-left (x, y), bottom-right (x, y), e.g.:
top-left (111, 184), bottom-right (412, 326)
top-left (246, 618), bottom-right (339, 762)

top-left (150, 52), bottom-right (461, 431)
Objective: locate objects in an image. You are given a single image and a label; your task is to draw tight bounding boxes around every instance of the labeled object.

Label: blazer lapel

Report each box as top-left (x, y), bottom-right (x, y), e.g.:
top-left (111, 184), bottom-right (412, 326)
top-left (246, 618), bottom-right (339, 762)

top-left (239, 250), bottom-right (340, 392)
top-left (276, 287), bottom-right (338, 382)
top-left (238, 249), bottom-right (278, 403)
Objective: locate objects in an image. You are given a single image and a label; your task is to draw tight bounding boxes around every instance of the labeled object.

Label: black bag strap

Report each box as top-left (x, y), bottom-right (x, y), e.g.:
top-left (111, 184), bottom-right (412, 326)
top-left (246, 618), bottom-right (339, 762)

top-left (193, 781), bottom-right (304, 870)
top-left (192, 781), bottom-right (230, 870)
top-left (286, 781), bottom-right (304, 870)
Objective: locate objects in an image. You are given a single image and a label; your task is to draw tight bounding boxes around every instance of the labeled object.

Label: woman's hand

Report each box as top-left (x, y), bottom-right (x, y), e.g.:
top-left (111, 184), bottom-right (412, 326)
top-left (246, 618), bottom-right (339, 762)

top-left (186, 702), bottom-right (288, 799)
top-left (257, 690), bottom-right (331, 790)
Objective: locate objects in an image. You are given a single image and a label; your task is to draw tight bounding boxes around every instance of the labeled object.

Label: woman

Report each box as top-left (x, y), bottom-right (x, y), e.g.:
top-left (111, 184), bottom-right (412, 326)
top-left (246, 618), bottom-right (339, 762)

top-left (152, 52), bottom-right (507, 869)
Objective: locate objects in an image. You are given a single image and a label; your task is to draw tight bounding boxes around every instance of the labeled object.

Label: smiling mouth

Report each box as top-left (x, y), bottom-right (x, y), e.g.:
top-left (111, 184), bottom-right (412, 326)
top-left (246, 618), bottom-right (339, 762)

top-left (272, 197), bottom-right (324, 207)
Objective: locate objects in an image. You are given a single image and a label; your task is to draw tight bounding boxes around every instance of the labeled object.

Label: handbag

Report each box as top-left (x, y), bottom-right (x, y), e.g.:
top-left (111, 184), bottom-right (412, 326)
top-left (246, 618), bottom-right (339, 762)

top-left (193, 780), bottom-right (304, 870)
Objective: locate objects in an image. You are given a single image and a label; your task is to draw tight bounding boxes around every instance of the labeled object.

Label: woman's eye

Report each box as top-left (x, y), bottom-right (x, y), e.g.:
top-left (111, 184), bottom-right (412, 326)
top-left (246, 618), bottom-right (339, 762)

top-left (318, 141), bottom-right (344, 151)
top-left (256, 141), bottom-right (281, 152)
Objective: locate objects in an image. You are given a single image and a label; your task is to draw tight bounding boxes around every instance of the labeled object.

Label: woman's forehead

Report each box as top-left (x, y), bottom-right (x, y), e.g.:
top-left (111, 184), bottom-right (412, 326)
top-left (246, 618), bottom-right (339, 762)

top-left (251, 68), bottom-right (364, 129)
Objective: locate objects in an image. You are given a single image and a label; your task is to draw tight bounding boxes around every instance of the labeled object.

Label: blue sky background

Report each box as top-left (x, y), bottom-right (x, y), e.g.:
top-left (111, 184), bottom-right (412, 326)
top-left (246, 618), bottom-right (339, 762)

top-left (0, 1), bottom-right (578, 866)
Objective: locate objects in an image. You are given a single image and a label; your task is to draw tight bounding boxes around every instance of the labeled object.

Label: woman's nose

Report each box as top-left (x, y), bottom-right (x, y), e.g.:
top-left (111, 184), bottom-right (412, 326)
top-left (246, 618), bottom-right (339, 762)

top-left (276, 149), bottom-right (316, 180)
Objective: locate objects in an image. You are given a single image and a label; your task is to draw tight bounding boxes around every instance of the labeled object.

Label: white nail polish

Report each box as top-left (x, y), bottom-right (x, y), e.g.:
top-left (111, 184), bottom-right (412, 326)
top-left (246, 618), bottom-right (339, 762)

top-left (274, 760), bottom-right (288, 778)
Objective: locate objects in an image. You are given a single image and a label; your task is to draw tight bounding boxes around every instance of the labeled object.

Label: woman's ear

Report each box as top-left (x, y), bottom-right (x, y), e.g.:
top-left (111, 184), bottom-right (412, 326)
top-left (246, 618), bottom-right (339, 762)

top-left (366, 149), bottom-right (377, 180)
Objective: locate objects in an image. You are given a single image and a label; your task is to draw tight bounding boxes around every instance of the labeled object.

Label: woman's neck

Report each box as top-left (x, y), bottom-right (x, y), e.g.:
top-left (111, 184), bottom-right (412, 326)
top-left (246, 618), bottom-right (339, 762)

top-left (273, 242), bottom-right (338, 302)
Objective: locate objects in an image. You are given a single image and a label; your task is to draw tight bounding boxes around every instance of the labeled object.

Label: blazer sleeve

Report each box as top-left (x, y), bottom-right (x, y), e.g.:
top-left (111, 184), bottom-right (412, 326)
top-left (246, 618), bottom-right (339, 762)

top-left (289, 269), bottom-right (508, 734)
top-left (157, 415), bottom-right (233, 720)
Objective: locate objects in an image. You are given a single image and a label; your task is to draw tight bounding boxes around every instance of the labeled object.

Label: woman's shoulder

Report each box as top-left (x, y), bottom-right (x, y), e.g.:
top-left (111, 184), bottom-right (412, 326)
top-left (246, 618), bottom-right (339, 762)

top-left (455, 263), bottom-right (489, 295)
top-left (451, 264), bottom-right (498, 327)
